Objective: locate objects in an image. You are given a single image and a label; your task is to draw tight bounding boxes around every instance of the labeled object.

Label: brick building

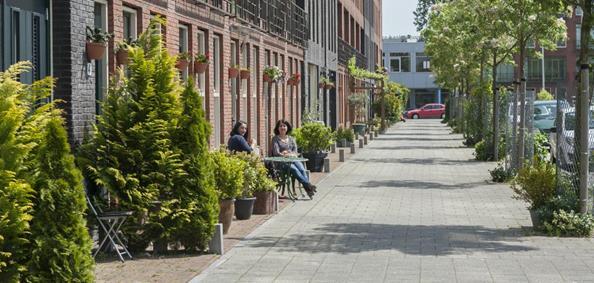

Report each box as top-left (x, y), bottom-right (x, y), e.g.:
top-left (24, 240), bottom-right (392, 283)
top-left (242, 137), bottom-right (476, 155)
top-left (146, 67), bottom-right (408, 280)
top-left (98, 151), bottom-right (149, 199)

top-left (1, 0), bottom-right (382, 153)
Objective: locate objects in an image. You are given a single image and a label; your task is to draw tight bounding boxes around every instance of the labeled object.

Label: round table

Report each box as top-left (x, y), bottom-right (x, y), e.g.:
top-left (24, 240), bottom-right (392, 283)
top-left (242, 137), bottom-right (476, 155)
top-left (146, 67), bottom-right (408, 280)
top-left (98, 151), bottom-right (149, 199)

top-left (263, 156), bottom-right (309, 201)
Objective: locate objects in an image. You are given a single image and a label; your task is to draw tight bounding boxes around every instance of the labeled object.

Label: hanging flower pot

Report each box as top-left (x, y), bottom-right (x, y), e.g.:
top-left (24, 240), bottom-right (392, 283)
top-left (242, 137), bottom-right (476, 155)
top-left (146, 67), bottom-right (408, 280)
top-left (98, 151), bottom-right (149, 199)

top-left (324, 83), bottom-right (334, 90)
top-left (194, 61), bottom-right (208, 74)
top-left (228, 67), bottom-right (239, 78)
top-left (319, 82), bottom-right (326, 89)
top-left (263, 73), bottom-right (273, 83)
top-left (176, 59), bottom-right (189, 70)
top-left (240, 69), bottom-right (250, 79)
top-left (86, 42), bottom-right (106, 60)
top-left (116, 49), bottom-right (129, 65)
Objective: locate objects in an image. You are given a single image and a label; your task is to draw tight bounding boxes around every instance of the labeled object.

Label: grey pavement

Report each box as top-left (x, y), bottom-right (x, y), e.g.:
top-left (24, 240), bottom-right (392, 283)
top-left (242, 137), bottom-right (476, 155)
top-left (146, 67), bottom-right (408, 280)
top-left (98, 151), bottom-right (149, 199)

top-left (194, 120), bottom-right (594, 283)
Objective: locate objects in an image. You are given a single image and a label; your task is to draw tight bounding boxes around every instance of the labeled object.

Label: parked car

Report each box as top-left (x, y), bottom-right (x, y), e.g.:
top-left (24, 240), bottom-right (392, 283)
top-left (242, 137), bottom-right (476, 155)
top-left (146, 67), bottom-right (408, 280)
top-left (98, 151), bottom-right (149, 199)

top-left (406, 103), bottom-right (445, 119)
top-left (507, 100), bottom-right (569, 133)
top-left (549, 106), bottom-right (594, 169)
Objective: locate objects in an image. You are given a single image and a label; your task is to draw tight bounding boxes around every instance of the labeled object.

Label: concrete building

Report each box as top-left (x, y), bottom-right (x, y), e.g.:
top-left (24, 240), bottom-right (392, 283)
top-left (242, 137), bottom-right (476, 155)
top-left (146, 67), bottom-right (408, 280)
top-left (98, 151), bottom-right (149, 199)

top-left (382, 37), bottom-right (447, 109)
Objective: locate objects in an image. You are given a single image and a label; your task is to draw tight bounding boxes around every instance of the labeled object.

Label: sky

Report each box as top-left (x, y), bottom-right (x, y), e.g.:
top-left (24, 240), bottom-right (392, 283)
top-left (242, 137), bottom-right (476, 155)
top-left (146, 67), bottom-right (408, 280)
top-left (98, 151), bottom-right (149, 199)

top-left (382, 0), bottom-right (419, 37)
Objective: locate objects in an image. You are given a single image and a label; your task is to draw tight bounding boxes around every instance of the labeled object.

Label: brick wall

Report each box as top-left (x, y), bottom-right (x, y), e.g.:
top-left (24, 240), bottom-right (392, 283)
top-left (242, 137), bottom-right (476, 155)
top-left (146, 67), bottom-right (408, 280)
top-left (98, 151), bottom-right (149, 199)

top-left (52, 0), bottom-right (96, 145)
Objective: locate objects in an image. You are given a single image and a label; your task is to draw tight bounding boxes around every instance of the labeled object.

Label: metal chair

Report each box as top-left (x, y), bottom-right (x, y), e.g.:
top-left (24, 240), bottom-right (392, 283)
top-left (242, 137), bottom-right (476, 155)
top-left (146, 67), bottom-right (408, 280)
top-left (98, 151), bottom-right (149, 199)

top-left (86, 195), bottom-right (134, 262)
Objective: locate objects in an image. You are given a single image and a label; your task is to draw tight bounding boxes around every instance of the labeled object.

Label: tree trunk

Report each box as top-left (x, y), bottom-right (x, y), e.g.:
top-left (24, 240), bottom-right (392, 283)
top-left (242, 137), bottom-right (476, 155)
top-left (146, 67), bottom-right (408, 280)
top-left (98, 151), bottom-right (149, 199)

top-left (492, 53), bottom-right (499, 160)
top-left (517, 44), bottom-right (526, 169)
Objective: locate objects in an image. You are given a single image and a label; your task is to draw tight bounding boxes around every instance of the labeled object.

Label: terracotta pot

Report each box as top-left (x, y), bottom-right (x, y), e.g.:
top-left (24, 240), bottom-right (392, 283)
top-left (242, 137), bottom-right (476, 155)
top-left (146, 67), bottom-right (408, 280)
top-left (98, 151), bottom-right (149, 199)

top-left (219, 199), bottom-right (235, 234)
top-left (194, 62), bottom-right (208, 74)
top-left (86, 41), bottom-right (106, 60)
top-left (228, 67), bottom-right (239, 78)
top-left (319, 82), bottom-right (326, 89)
top-left (324, 84), bottom-right (334, 90)
top-left (176, 59), bottom-right (189, 70)
top-left (253, 191), bottom-right (275, 214)
top-left (263, 73), bottom-right (273, 83)
top-left (116, 49), bottom-right (129, 65)
top-left (240, 69), bottom-right (250, 79)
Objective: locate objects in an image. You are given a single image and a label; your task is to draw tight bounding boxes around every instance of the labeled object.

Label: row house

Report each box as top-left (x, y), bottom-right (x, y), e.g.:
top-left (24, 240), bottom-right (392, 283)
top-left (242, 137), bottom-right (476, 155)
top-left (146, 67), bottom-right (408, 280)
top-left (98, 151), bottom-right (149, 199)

top-left (2, 0), bottom-right (307, 155)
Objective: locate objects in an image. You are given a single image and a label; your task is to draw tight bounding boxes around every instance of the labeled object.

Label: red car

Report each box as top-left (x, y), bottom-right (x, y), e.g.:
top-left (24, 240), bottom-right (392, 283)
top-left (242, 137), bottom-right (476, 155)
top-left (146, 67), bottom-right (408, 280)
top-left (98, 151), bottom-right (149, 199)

top-left (406, 103), bottom-right (446, 119)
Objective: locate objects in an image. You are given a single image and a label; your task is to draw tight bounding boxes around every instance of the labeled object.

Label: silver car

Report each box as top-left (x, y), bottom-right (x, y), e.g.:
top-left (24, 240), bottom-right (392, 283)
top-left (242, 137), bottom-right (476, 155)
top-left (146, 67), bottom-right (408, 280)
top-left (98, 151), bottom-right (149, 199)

top-left (549, 106), bottom-right (594, 169)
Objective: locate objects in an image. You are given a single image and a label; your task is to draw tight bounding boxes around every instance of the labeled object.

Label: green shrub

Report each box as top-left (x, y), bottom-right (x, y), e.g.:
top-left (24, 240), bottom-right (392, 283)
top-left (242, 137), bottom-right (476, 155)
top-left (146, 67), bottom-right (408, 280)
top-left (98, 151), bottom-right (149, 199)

top-left (211, 149), bottom-right (245, 200)
top-left (27, 118), bottom-right (94, 281)
top-left (232, 152), bottom-right (276, 194)
top-left (474, 140), bottom-right (488, 161)
top-left (511, 159), bottom-right (556, 209)
top-left (294, 122), bottom-right (333, 153)
top-left (489, 163), bottom-right (514, 183)
top-left (544, 210), bottom-right (594, 237)
top-left (537, 89), bottom-right (554, 101)
top-left (1, 62), bottom-right (93, 280)
top-left (335, 127), bottom-right (355, 143)
top-left (534, 132), bottom-right (549, 163)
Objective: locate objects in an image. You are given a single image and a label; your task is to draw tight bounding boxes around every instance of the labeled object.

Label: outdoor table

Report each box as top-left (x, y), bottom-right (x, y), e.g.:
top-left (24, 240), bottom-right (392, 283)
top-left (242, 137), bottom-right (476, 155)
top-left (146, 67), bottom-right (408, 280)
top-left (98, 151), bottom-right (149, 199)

top-left (263, 156), bottom-right (308, 201)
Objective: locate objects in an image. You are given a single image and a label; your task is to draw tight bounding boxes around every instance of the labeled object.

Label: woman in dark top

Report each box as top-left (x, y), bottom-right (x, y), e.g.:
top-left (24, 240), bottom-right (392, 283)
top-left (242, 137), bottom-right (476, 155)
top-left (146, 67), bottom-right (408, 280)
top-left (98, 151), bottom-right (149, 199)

top-left (271, 119), bottom-right (316, 199)
top-left (227, 120), bottom-right (253, 153)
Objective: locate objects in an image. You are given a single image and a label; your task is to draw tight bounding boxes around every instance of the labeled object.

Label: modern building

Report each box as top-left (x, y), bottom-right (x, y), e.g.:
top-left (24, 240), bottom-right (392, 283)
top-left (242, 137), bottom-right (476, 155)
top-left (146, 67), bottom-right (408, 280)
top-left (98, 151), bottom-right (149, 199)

top-left (382, 37), bottom-right (447, 109)
top-left (336, 0), bottom-right (383, 127)
top-left (2, 0), bottom-right (309, 155)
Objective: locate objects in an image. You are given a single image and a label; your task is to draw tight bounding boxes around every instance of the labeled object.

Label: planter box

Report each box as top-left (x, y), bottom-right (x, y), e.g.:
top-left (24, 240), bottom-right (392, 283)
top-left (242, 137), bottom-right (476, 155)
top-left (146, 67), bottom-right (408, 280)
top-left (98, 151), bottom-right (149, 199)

top-left (234, 197), bottom-right (256, 220)
top-left (219, 199), bottom-right (235, 234)
top-left (253, 191), bottom-right (275, 214)
top-left (194, 62), bottom-right (208, 74)
top-left (337, 139), bottom-right (351, 148)
top-left (352, 123), bottom-right (367, 136)
top-left (302, 152), bottom-right (328, 172)
top-left (228, 68), bottom-right (239, 78)
top-left (240, 69), bottom-right (250, 79)
top-left (86, 42), bottom-right (106, 60)
top-left (116, 49), bottom-right (129, 65)
top-left (263, 73), bottom-right (273, 83)
top-left (176, 59), bottom-right (189, 70)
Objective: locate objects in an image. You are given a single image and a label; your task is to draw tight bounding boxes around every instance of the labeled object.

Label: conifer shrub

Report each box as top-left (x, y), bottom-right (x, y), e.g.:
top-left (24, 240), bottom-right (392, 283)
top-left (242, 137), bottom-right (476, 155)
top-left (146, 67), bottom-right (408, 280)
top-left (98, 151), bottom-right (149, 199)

top-left (81, 18), bottom-right (219, 252)
top-left (1, 62), bottom-right (93, 280)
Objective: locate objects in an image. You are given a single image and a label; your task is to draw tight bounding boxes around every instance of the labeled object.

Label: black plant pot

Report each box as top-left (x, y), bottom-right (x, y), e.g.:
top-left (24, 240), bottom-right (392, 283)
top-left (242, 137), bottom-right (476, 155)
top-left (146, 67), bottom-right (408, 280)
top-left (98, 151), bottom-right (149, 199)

top-left (302, 151), bottom-right (328, 172)
top-left (337, 139), bottom-right (351, 148)
top-left (234, 197), bottom-right (256, 220)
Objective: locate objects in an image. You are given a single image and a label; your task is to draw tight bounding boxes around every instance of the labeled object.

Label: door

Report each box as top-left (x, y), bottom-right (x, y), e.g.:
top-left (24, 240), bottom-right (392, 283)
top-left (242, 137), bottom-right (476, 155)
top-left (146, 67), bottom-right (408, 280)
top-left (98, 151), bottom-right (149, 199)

top-left (2, 0), bottom-right (50, 84)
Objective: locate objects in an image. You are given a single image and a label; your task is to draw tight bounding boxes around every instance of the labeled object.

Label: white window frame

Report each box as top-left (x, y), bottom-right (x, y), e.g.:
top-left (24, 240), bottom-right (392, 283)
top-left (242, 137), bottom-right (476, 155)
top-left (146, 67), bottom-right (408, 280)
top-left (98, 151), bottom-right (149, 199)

top-left (196, 30), bottom-right (206, 98)
top-left (122, 6), bottom-right (138, 40)
top-left (178, 24), bottom-right (189, 80)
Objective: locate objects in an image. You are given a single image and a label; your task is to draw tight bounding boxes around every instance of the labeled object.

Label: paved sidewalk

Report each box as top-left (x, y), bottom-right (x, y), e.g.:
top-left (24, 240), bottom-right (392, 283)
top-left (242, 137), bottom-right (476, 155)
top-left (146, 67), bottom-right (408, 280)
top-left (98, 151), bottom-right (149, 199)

top-left (194, 120), bottom-right (594, 283)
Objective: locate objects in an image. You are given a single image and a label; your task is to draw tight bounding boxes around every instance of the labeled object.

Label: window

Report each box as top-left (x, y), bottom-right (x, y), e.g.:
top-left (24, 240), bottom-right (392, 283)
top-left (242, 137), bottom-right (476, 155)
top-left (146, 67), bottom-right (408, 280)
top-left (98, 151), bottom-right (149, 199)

top-left (122, 7), bottom-right (138, 40)
top-left (576, 6), bottom-right (583, 17)
top-left (416, 52), bottom-right (430, 72)
top-left (527, 57), bottom-right (566, 81)
top-left (178, 24), bottom-right (189, 79)
top-left (577, 24), bottom-right (581, 48)
top-left (213, 35), bottom-right (221, 94)
top-left (94, 1), bottom-right (108, 114)
top-left (389, 52), bottom-right (410, 72)
top-left (196, 30), bottom-right (206, 100)
top-left (557, 38), bottom-right (566, 48)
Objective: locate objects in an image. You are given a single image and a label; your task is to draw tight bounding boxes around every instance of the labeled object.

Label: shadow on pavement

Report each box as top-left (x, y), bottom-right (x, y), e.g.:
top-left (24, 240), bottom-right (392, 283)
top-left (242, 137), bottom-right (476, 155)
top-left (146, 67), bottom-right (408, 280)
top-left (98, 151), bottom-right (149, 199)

top-left (243, 223), bottom-right (534, 255)
top-left (352, 157), bottom-right (476, 165)
top-left (354, 179), bottom-right (487, 190)
top-left (372, 145), bottom-right (465, 151)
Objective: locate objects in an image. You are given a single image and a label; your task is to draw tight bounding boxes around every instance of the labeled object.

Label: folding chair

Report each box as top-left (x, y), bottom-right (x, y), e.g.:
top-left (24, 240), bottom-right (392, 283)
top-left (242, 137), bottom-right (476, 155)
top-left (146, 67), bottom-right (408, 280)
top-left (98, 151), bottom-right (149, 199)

top-left (86, 195), bottom-right (134, 262)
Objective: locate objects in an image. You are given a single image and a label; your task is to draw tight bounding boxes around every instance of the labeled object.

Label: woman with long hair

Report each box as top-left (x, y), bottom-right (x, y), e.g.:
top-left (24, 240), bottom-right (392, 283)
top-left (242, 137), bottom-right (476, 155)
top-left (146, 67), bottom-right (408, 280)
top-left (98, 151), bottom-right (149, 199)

top-left (227, 120), bottom-right (253, 153)
top-left (271, 119), bottom-right (316, 199)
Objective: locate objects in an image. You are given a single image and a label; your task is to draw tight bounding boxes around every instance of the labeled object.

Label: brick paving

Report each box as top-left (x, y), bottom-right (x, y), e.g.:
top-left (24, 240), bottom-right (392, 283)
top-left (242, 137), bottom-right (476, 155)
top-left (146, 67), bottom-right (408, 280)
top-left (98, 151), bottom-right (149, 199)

top-left (194, 120), bottom-right (594, 283)
top-left (94, 134), bottom-right (359, 283)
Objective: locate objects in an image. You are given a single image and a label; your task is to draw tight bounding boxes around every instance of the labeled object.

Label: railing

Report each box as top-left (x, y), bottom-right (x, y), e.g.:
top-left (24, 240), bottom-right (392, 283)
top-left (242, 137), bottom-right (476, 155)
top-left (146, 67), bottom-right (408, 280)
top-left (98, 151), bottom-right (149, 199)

top-left (338, 38), bottom-right (367, 69)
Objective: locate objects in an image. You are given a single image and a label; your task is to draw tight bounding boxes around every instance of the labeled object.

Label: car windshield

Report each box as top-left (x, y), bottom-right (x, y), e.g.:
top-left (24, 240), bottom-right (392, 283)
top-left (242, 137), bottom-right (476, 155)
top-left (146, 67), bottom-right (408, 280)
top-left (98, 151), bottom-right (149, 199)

top-left (564, 112), bottom-right (594, 131)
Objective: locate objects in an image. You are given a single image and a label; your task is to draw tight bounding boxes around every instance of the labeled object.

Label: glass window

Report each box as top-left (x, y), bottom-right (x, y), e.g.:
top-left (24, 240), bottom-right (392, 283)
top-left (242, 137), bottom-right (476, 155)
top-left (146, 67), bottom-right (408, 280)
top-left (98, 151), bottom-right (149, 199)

top-left (389, 53), bottom-right (410, 72)
top-left (122, 7), bottom-right (138, 40)
top-left (416, 52), bottom-right (430, 72)
top-left (577, 24), bottom-right (581, 48)
top-left (213, 35), bottom-right (221, 93)
top-left (196, 30), bottom-right (206, 100)
top-left (178, 24), bottom-right (189, 79)
top-left (390, 58), bottom-right (400, 72)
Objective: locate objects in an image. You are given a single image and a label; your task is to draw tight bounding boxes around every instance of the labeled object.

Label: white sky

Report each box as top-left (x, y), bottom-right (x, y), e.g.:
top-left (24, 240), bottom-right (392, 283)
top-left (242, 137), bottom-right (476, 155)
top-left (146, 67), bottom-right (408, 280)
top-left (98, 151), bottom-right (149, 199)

top-left (382, 0), bottom-right (420, 37)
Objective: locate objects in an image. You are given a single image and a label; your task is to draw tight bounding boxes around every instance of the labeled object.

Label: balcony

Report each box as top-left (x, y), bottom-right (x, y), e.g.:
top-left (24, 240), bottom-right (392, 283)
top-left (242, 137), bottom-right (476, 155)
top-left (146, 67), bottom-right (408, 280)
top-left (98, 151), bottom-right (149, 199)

top-left (339, 38), bottom-right (367, 69)
top-left (179, 0), bottom-right (307, 48)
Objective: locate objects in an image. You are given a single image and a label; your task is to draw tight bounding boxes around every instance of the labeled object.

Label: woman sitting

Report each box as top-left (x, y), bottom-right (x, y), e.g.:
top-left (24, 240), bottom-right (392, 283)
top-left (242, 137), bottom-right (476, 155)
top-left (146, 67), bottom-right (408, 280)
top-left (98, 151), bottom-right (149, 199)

top-left (271, 119), bottom-right (316, 199)
top-left (227, 120), bottom-right (254, 153)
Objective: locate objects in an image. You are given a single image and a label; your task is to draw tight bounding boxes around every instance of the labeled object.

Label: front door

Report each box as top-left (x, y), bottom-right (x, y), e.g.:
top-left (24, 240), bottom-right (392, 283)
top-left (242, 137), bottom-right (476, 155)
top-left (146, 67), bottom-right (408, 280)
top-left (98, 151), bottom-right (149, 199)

top-left (1, 0), bottom-right (50, 83)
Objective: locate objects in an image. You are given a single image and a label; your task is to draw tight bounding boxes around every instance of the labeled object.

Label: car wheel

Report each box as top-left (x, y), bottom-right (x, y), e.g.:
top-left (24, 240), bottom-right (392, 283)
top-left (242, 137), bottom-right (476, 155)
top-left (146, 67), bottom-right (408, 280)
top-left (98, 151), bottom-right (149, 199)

top-left (440, 113), bottom-right (445, 119)
top-left (412, 114), bottom-right (419, 119)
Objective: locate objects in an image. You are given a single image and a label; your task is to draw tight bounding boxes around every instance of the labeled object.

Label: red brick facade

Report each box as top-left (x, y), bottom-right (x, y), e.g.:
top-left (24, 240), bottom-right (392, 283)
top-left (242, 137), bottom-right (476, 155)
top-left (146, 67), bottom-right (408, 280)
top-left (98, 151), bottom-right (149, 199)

top-left (105, 0), bottom-right (304, 154)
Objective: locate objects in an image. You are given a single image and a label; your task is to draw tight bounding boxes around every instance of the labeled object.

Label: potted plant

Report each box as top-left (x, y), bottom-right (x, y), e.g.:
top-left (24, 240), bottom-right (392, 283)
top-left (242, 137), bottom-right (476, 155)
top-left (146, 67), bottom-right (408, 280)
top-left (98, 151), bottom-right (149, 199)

top-left (349, 93), bottom-right (367, 136)
top-left (194, 52), bottom-right (209, 74)
top-left (240, 67), bottom-right (251, 80)
top-left (176, 52), bottom-right (191, 70)
top-left (86, 27), bottom-right (111, 60)
top-left (263, 65), bottom-right (284, 83)
top-left (252, 163), bottom-right (278, 215)
top-left (228, 65), bottom-right (240, 79)
top-left (293, 122), bottom-right (334, 172)
top-left (511, 159), bottom-right (556, 228)
top-left (115, 39), bottom-right (137, 65)
top-left (288, 73), bottom-right (301, 86)
top-left (335, 126), bottom-right (355, 147)
top-left (319, 76), bottom-right (334, 89)
top-left (211, 149), bottom-right (245, 234)
top-left (232, 152), bottom-right (261, 220)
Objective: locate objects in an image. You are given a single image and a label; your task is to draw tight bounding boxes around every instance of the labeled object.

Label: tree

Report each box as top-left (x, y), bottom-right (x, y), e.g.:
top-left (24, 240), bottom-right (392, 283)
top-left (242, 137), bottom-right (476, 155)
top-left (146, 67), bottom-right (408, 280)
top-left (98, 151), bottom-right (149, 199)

top-left (414, 0), bottom-right (452, 32)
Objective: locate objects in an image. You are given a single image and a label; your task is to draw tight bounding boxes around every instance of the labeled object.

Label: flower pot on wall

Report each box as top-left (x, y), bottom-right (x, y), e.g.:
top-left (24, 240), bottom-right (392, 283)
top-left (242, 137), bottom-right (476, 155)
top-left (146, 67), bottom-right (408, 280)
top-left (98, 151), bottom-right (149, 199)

top-left (176, 59), bottom-right (189, 70)
top-left (228, 67), bottom-right (239, 78)
top-left (324, 84), bottom-right (334, 90)
top-left (352, 123), bottom-right (367, 136)
top-left (240, 69), bottom-right (250, 79)
top-left (86, 42), bottom-right (106, 60)
top-left (234, 197), bottom-right (256, 220)
top-left (253, 191), bottom-right (275, 214)
top-left (194, 62), bottom-right (208, 74)
top-left (219, 199), bottom-right (235, 234)
top-left (318, 82), bottom-right (325, 89)
top-left (263, 73), bottom-right (273, 83)
top-left (116, 49), bottom-right (129, 65)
